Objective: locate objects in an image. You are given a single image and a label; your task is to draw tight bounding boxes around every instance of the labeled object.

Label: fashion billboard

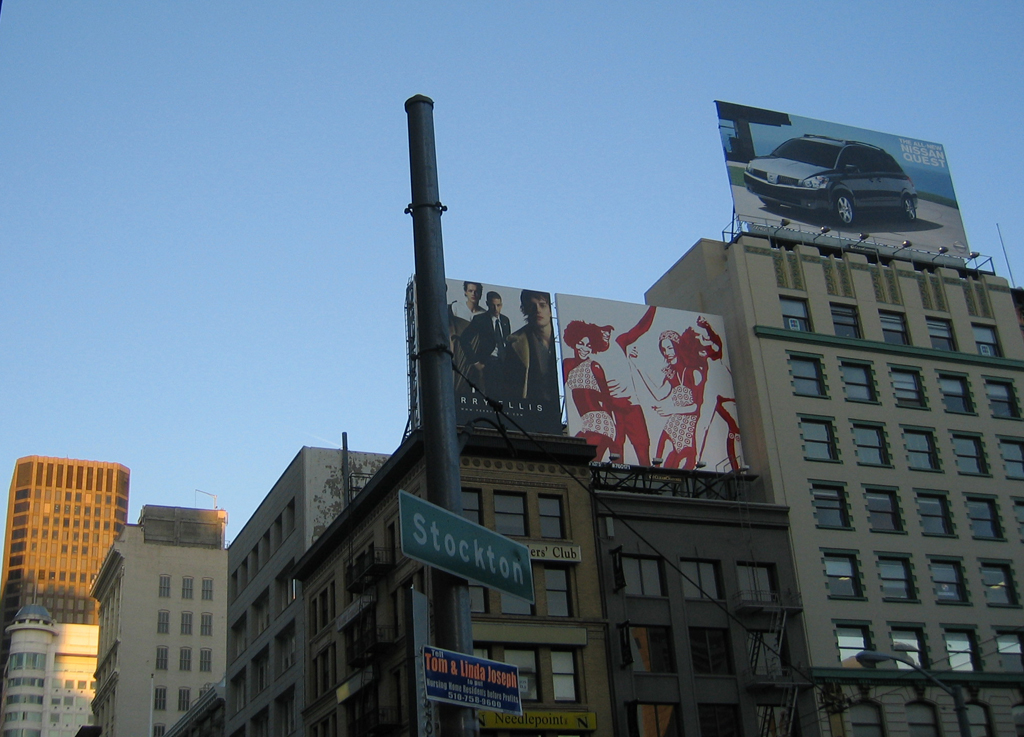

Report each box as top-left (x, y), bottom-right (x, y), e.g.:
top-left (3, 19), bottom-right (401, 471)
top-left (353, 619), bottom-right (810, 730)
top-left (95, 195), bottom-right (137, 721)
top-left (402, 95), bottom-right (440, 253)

top-left (445, 279), bottom-right (561, 434)
top-left (716, 101), bottom-right (969, 256)
top-left (555, 294), bottom-right (742, 471)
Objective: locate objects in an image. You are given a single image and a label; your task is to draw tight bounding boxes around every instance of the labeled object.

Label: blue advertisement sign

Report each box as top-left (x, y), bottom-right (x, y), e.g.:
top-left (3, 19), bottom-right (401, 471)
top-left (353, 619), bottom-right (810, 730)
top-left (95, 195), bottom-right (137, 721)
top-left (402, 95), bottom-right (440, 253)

top-left (716, 101), bottom-right (970, 256)
top-left (423, 645), bottom-right (523, 715)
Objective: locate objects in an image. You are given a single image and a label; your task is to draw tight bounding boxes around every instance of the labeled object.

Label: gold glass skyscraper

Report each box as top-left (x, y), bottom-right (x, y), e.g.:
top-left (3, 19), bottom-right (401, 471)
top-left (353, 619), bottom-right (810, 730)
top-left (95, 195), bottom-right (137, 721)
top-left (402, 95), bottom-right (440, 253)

top-left (2, 456), bottom-right (130, 664)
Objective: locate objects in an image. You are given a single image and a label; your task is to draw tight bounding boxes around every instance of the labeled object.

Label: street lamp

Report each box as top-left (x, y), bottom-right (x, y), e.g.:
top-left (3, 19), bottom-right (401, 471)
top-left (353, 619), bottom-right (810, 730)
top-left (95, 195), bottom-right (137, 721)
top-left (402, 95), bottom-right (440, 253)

top-left (854, 650), bottom-right (972, 737)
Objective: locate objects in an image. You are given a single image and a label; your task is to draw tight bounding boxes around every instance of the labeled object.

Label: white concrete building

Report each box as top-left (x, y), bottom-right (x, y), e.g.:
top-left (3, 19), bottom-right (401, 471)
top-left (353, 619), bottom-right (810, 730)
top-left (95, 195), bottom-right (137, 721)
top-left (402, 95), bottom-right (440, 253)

top-left (91, 506), bottom-right (228, 737)
top-left (0, 604), bottom-right (97, 737)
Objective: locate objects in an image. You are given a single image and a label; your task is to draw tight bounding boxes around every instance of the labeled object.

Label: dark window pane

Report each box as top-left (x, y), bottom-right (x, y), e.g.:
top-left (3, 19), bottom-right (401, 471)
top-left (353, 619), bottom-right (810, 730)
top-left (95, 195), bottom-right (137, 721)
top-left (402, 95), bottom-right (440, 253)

top-left (791, 357), bottom-right (825, 396)
top-left (939, 375), bottom-right (972, 413)
top-left (781, 298), bottom-right (810, 332)
top-left (842, 363), bottom-right (876, 402)
top-left (493, 493), bottom-right (526, 536)
top-left (866, 491), bottom-right (901, 531)
top-left (812, 486), bottom-right (848, 528)
top-left (880, 312), bottom-right (909, 345)
top-left (927, 318), bottom-right (955, 351)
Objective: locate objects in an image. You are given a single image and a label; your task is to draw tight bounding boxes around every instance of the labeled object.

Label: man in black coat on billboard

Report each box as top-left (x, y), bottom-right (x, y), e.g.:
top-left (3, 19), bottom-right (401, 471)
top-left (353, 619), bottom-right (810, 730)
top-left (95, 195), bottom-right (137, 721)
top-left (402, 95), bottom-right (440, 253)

top-left (461, 291), bottom-right (511, 397)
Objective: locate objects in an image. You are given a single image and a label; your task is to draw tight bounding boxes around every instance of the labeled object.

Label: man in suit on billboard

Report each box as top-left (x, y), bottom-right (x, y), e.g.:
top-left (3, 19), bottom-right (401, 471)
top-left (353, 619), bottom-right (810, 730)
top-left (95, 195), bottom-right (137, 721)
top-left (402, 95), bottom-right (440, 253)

top-left (462, 291), bottom-right (511, 397)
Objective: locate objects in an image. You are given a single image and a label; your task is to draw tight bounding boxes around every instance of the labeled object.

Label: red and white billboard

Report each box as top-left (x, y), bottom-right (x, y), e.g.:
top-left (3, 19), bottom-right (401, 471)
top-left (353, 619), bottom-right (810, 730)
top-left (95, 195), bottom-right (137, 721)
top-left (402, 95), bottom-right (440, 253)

top-left (555, 294), bottom-right (743, 471)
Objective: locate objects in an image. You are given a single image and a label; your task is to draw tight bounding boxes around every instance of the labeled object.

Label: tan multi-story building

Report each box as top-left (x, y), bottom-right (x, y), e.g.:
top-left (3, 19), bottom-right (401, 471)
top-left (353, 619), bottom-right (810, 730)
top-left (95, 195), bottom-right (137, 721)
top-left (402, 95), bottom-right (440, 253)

top-left (1, 456), bottom-right (130, 666)
top-left (647, 233), bottom-right (1024, 737)
top-left (224, 445), bottom-right (388, 737)
top-left (292, 429), bottom-right (613, 737)
top-left (0, 604), bottom-right (98, 735)
top-left (91, 505), bottom-right (228, 737)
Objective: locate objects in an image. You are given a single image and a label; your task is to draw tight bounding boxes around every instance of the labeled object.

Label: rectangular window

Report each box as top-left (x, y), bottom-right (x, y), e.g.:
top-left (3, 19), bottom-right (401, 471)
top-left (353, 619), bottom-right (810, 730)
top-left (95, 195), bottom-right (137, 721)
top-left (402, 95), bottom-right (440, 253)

top-left (179, 647), bottom-right (192, 671)
top-left (953, 435), bottom-right (987, 475)
top-left (182, 577), bottom-right (193, 599)
top-left (201, 578), bottom-right (213, 600)
top-left (181, 611), bottom-right (192, 635)
top-left (996, 632), bottom-right (1024, 672)
top-left (632, 704), bottom-right (679, 737)
top-left (891, 628), bottom-right (927, 668)
top-left (698, 704), bottom-right (741, 737)
top-left (500, 591), bottom-right (533, 616)
top-left (931, 560), bottom-right (966, 602)
top-left (177, 687), bottom-right (191, 711)
top-left (866, 490), bottom-right (901, 531)
top-left (854, 424), bottom-right (889, 465)
top-left (986, 380), bottom-right (1020, 418)
top-left (469, 585), bottom-right (487, 613)
top-left (460, 489), bottom-right (481, 524)
top-left (201, 612), bottom-right (213, 636)
top-left (1016, 501), bottom-right (1024, 537)
top-left (943, 630), bottom-right (979, 671)
top-left (966, 497), bottom-right (1001, 538)
top-left (623, 556), bottom-right (664, 596)
top-left (905, 429), bottom-right (939, 470)
top-left (801, 418), bottom-right (838, 460)
top-left (880, 311), bottom-right (909, 345)
top-left (627, 625), bottom-right (674, 673)
top-left (999, 440), bottom-right (1024, 477)
top-left (157, 610), bottom-right (169, 634)
top-left (836, 625), bottom-right (870, 663)
top-left (980, 563), bottom-right (1016, 605)
top-left (689, 628), bottom-right (732, 674)
top-left (538, 496), bottom-right (564, 539)
top-left (493, 493), bottom-right (526, 536)
top-left (550, 651), bottom-right (577, 701)
top-left (841, 362), bottom-right (876, 402)
top-left (154, 726), bottom-right (166, 737)
top-left (939, 375), bottom-right (973, 413)
top-left (878, 557), bottom-right (914, 599)
top-left (737, 563), bottom-right (775, 598)
top-left (781, 297), bottom-right (811, 332)
top-left (812, 485), bottom-right (849, 528)
top-left (155, 646), bottom-right (168, 670)
top-left (973, 324), bottom-right (1001, 356)
top-left (544, 568), bottom-right (570, 617)
top-left (154, 686), bottom-right (166, 711)
top-left (680, 559), bottom-right (721, 599)
top-left (200, 648), bottom-right (212, 672)
top-left (791, 356), bottom-right (826, 396)
top-left (831, 304), bottom-right (861, 338)
top-left (158, 575), bottom-right (170, 598)
top-left (926, 318), bottom-right (956, 351)
top-left (893, 369), bottom-right (925, 407)
top-left (502, 650), bottom-right (537, 701)
top-left (825, 554), bottom-right (861, 597)
top-left (918, 494), bottom-right (953, 535)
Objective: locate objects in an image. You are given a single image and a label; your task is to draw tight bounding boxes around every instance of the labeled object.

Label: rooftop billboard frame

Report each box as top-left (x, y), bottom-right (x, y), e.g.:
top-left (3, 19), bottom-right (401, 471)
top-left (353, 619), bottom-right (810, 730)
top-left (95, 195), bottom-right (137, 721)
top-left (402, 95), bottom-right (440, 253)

top-left (716, 101), bottom-right (970, 256)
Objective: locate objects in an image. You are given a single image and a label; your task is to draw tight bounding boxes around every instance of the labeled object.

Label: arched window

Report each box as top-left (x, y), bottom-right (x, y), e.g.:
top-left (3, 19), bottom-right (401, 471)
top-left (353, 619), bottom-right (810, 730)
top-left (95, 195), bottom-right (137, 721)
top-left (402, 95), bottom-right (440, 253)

top-left (906, 702), bottom-right (939, 737)
top-left (966, 703), bottom-right (991, 737)
top-left (850, 703), bottom-right (885, 737)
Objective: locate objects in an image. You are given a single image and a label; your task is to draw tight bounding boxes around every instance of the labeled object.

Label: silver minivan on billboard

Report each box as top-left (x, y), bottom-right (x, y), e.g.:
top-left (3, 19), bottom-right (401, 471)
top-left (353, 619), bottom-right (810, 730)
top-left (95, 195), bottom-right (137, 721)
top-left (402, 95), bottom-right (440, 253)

top-left (716, 101), bottom-right (969, 256)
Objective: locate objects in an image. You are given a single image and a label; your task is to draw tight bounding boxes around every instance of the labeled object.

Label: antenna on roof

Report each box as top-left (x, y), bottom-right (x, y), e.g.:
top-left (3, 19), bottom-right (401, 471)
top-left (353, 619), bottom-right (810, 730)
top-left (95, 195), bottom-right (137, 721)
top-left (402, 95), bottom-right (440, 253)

top-left (195, 489), bottom-right (218, 509)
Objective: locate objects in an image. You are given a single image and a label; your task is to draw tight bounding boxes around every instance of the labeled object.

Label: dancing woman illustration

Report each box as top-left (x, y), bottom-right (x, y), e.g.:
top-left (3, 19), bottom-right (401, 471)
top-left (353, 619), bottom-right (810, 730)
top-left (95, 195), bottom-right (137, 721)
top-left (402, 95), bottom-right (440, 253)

top-left (562, 320), bottom-right (616, 460)
top-left (619, 306), bottom-right (703, 469)
top-left (694, 316), bottom-right (743, 469)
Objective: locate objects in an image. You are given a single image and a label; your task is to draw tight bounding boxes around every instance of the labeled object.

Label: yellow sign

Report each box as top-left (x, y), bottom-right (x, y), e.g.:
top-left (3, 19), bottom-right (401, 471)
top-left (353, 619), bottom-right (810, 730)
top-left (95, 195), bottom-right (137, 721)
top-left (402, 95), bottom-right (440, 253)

top-left (479, 710), bottom-right (597, 731)
top-left (528, 543), bottom-right (582, 563)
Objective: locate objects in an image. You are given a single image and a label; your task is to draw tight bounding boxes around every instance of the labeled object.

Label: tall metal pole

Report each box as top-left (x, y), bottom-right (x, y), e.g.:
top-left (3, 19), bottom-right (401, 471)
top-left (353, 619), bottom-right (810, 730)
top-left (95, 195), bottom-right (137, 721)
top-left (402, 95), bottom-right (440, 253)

top-left (405, 94), bottom-right (477, 737)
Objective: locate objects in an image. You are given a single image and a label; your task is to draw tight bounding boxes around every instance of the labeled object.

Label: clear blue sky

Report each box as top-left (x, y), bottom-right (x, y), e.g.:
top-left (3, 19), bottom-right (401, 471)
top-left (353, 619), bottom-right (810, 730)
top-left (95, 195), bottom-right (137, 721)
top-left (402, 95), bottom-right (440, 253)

top-left (2, 2), bottom-right (1022, 540)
